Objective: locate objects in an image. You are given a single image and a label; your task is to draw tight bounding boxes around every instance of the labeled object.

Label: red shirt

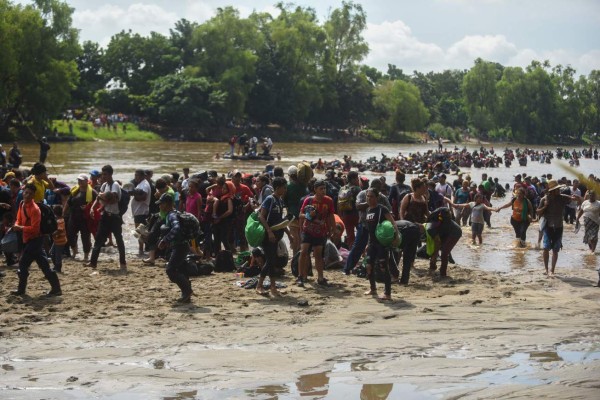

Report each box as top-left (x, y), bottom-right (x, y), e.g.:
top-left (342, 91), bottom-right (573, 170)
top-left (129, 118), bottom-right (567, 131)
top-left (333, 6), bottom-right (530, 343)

top-left (234, 183), bottom-right (254, 203)
top-left (300, 195), bottom-right (334, 238)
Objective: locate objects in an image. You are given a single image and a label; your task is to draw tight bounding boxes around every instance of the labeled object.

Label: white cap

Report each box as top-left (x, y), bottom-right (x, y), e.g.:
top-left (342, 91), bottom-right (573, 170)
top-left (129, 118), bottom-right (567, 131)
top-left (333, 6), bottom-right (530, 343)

top-left (77, 173), bottom-right (89, 181)
top-left (288, 166), bottom-right (298, 176)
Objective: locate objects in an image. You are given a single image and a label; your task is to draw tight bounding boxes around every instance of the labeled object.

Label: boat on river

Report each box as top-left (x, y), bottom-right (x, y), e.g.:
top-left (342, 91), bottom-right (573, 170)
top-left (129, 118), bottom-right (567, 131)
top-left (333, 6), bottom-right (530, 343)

top-left (222, 153), bottom-right (275, 161)
top-left (310, 135), bottom-right (333, 143)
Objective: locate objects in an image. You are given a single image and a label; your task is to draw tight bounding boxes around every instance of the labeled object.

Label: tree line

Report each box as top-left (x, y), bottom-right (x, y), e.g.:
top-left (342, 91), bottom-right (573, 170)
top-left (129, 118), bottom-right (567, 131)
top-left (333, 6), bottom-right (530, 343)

top-left (1, 0), bottom-right (599, 144)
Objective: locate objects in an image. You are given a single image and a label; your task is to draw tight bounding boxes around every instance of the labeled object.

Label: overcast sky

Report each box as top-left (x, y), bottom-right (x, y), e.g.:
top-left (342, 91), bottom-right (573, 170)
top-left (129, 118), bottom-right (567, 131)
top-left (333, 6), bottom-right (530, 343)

top-left (17, 0), bottom-right (600, 75)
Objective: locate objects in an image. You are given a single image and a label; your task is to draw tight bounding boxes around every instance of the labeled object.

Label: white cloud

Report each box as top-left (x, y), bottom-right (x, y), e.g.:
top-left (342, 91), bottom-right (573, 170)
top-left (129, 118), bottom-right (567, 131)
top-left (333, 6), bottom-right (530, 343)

top-left (447, 35), bottom-right (518, 65)
top-left (364, 21), bottom-right (598, 75)
top-left (74, 3), bottom-right (179, 47)
top-left (364, 20), bottom-right (445, 72)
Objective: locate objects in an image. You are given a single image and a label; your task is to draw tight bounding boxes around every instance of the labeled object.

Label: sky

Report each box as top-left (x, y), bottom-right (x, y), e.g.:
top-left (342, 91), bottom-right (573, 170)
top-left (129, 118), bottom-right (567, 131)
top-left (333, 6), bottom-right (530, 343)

top-left (16, 0), bottom-right (600, 75)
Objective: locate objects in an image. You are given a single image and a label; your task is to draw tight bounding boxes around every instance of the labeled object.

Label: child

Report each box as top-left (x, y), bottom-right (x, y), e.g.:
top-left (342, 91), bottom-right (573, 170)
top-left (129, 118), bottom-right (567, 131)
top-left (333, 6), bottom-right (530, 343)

top-left (453, 193), bottom-right (497, 245)
top-left (51, 205), bottom-right (68, 272)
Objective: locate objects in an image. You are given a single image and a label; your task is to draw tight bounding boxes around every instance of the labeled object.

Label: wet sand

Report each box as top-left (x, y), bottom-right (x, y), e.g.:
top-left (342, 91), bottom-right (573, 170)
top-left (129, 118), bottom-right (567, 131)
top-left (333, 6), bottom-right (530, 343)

top-left (1, 250), bottom-right (599, 399)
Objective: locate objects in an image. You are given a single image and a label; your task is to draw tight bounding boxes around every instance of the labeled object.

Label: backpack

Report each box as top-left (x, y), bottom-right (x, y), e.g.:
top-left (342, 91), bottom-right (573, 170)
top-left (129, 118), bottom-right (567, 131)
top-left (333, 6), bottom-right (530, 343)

top-left (177, 211), bottom-right (200, 240)
top-left (118, 189), bottom-right (130, 216)
top-left (337, 185), bottom-right (355, 212)
top-left (291, 251), bottom-right (313, 277)
top-left (183, 256), bottom-right (214, 276)
top-left (109, 182), bottom-right (130, 216)
top-left (214, 250), bottom-right (235, 272)
top-left (36, 202), bottom-right (58, 235)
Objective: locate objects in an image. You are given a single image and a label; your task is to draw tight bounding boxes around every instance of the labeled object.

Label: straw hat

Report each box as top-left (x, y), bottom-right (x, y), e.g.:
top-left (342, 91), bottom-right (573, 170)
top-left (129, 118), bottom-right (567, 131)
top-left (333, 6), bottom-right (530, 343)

top-left (547, 179), bottom-right (565, 192)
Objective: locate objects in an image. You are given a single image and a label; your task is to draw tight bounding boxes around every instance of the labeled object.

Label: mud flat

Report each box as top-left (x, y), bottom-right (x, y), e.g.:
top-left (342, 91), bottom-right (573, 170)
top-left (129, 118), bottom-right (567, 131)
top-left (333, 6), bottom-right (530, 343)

top-left (1, 253), bottom-right (599, 399)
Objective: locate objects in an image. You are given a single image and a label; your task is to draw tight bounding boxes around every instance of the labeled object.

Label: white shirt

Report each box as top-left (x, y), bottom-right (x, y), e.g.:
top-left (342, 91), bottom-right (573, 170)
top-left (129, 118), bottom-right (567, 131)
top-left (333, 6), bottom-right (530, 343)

top-left (581, 200), bottom-right (600, 225)
top-left (435, 182), bottom-right (452, 198)
top-left (131, 179), bottom-right (151, 216)
top-left (568, 187), bottom-right (580, 209)
top-left (100, 182), bottom-right (121, 214)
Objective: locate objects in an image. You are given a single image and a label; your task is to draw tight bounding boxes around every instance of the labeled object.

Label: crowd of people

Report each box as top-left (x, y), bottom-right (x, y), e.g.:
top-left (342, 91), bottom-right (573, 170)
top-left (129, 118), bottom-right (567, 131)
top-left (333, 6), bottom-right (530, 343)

top-left (0, 149), bottom-right (599, 303)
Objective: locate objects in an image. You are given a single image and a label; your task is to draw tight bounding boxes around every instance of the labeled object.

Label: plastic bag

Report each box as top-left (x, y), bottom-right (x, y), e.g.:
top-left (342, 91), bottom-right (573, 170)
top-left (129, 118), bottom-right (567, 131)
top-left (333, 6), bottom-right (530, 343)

top-left (245, 212), bottom-right (265, 247)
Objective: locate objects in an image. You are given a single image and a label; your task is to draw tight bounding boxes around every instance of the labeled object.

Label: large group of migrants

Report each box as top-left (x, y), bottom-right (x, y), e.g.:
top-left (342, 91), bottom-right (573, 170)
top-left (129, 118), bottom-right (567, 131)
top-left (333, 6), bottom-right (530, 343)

top-left (1, 145), bottom-right (599, 303)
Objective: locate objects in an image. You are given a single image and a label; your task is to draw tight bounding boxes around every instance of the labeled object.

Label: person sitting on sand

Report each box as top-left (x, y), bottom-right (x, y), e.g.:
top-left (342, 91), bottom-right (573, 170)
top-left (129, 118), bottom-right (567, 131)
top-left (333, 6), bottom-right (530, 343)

top-left (256, 177), bottom-right (290, 296)
top-left (156, 193), bottom-right (193, 303)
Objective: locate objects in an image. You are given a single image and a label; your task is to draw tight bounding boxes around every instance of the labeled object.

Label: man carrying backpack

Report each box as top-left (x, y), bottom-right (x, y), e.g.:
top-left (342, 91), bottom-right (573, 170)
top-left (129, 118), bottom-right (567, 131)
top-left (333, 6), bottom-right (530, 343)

top-left (10, 184), bottom-right (61, 297)
top-left (338, 171), bottom-right (361, 247)
top-left (157, 193), bottom-right (193, 303)
top-left (86, 165), bottom-right (127, 270)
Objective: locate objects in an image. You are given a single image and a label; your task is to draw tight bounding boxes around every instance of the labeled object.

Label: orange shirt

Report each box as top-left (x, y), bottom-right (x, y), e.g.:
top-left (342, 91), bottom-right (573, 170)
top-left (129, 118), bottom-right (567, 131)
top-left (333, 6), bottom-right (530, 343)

top-left (52, 218), bottom-right (67, 246)
top-left (16, 200), bottom-right (41, 243)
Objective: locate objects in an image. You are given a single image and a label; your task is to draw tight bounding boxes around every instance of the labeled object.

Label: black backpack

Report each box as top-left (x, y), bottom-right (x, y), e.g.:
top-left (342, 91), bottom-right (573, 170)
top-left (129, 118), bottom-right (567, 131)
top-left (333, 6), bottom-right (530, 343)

top-left (118, 189), bottom-right (130, 216)
top-left (291, 251), bottom-right (313, 277)
top-left (214, 250), bottom-right (235, 272)
top-left (37, 202), bottom-right (58, 235)
top-left (177, 211), bottom-right (200, 240)
top-left (23, 201), bottom-right (58, 235)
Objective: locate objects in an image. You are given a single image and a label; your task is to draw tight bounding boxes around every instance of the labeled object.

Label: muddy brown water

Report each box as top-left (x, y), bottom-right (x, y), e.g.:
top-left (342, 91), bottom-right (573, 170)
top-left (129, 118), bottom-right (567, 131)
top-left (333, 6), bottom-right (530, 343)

top-left (13, 140), bottom-right (600, 274)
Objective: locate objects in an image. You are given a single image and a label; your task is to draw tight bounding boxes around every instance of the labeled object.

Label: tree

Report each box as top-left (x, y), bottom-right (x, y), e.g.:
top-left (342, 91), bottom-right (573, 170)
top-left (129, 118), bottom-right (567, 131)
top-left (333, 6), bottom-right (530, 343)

top-left (0, 0), bottom-right (80, 136)
top-left (169, 19), bottom-right (199, 68)
top-left (191, 7), bottom-right (261, 122)
top-left (495, 62), bottom-right (558, 143)
top-left (583, 70), bottom-right (600, 136)
top-left (372, 80), bottom-right (429, 136)
top-left (103, 30), bottom-right (180, 96)
top-left (72, 40), bottom-right (106, 106)
top-left (143, 74), bottom-right (224, 126)
top-left (316, 1), bottom-right (369, 127)
top-left (462, 58), bottom-right (502, 134)
top-left (248, 4), bottom-right (325, 127)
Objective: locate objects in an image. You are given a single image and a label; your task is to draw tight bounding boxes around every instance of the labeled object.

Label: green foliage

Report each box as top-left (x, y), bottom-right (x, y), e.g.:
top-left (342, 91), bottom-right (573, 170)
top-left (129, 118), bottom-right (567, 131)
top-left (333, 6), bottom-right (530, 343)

top-left (462, 58), bottom-right (502, 133)
top-left (373, 80), bottom-right (429, 136)
top-left (427, 122), bottom-right (461, 143)
top-left (144, 73), bottom-right (223, 127)
top-left (4, 1), bottom-right (600, 144)
top-left (0, 0), bottom-right (80, 137)
top-left (51, 120), bottom-right (161, 141)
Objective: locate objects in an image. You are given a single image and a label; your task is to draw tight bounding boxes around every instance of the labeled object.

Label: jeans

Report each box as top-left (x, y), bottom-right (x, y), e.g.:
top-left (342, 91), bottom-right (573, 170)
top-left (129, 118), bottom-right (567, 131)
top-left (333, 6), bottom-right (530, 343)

top-left (343, 223), bottom-right (368, 273)
top-left (18, 236), bottom-right (54, 280)
top-left (166, 242), bottom-right (192, 296)
top-left (90, 213), bottom-right (126, 265)
top-left (50, 244), bottom-right (64, 272)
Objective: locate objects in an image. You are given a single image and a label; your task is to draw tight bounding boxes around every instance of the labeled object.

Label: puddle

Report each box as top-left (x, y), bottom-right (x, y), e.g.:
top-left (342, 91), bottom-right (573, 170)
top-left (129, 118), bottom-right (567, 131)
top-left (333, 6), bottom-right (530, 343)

top-left (163, 390), bottom-right (197, 400)
top-left (473, 346), bottom-right (600, 386)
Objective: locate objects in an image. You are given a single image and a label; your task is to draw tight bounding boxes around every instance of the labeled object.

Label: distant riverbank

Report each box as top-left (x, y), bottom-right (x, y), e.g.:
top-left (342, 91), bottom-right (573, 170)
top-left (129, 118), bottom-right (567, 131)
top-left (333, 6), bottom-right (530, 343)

top-left (50, 120), bottom-right (430, 144)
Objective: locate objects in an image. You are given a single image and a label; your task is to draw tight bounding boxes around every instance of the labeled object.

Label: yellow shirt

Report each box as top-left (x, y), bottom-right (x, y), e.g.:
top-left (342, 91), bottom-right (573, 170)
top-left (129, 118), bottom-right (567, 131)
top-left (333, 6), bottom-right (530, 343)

top-left (28, 177), bottom-right (50, 203)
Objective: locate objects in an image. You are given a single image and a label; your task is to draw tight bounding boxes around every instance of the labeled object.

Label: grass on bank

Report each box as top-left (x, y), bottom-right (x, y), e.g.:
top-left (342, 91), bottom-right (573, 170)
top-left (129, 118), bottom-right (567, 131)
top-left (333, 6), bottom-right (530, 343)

top-left (52, 120), bottom-right (162, 141)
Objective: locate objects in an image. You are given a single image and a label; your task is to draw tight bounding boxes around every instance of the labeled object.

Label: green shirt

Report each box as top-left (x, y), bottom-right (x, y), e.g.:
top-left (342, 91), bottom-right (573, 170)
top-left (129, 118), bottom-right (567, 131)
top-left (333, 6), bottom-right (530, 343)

top-left (284, 181), bottom-right (308, 218)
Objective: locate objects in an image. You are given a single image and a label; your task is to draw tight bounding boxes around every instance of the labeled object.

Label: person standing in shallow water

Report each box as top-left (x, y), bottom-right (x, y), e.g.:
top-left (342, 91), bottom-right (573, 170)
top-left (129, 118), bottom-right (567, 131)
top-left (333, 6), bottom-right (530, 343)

top-left (38, 136), bottom-right (50, 164)
top-left (536, 180), bottom-right (581, 277)
top-left (576, 190), bottom-right (600, 254)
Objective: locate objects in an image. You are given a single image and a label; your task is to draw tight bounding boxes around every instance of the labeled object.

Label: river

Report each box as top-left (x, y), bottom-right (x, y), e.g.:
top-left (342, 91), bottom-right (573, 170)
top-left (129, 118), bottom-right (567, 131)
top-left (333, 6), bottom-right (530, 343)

top-left (13, 140), bottom-right (600, 275)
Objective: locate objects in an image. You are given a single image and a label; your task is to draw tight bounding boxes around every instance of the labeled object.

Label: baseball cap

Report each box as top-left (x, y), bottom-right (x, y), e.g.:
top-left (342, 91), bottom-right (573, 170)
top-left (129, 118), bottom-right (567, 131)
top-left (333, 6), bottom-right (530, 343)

top-left (77, 173), bottom-right (89, 181)
top-left (156, 193), bottom-right (174, 204)
top-left (90, 169), bottom-right (100, 177)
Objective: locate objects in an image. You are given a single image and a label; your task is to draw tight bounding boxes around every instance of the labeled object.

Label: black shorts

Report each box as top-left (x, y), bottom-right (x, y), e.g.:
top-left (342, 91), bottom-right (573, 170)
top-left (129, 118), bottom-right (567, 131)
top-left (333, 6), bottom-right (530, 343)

top-left (301, 232), bottom-right (327, 247)
top-left (134, 214), bottom-right (149, 225)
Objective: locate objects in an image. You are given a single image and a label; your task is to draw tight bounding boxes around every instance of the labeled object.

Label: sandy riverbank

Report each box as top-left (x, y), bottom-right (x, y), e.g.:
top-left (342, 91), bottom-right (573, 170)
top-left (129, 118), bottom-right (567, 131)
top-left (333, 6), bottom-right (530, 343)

top-left (1, 251), bottom-right (599, 399)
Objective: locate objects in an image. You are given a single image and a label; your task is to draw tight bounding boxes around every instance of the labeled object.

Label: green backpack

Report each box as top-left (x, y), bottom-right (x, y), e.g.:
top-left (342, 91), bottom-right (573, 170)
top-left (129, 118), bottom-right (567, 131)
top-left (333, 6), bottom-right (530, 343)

top-left (245, 211), bottom-right (265, 247)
